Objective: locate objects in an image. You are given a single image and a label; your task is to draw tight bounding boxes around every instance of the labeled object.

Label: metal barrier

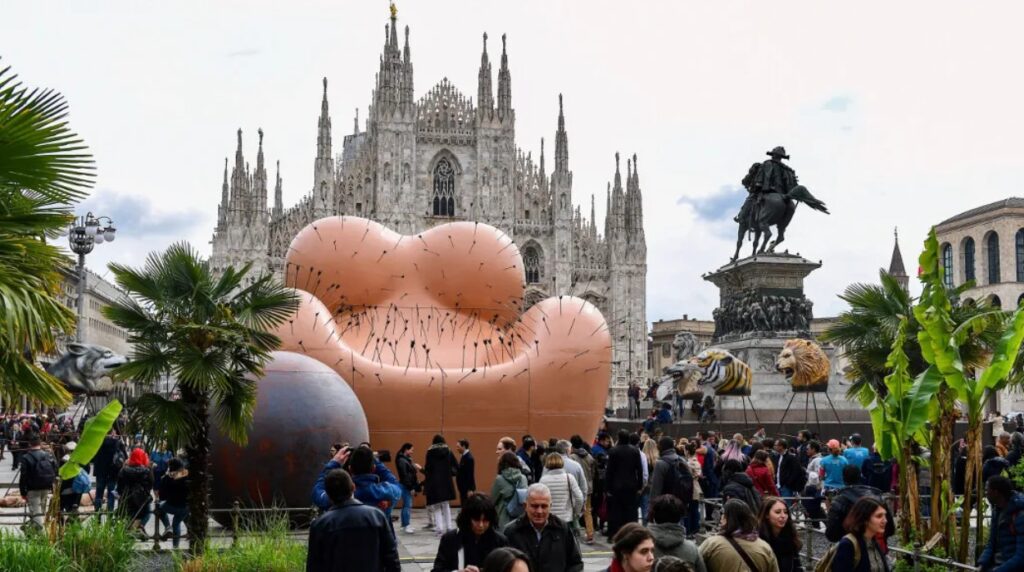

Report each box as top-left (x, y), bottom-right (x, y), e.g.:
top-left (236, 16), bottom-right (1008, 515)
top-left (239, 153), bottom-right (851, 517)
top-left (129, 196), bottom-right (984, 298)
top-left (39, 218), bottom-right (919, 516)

top-left (694, 494), bottom-right (981, 572)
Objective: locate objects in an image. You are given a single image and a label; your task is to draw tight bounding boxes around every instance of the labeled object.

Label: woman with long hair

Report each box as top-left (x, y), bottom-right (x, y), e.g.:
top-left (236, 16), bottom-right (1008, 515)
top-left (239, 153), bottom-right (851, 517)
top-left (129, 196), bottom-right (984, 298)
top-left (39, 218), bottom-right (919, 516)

top-left (747, 450), bottom-right (780, 497)
top-left (481, 547), bottom-right (533, 572)
top-left (720, 439), bottom-right (748, 469)
top-left (699, 499), bottom-right (778, 572)
top-left (431, 493), bottom-right (508, 571)
top-left (607, 522), bottom-right (656, 572)
top-left (489, 451), bottom-right (528, 530)
top-left (830, 497), bottom-right (890, 571)
top-left (640, 438), bottom-right (660, 524)
top-left (537, 452), bottom-right (583, 524)
top-left (757, 496), bottom-right (803, 572)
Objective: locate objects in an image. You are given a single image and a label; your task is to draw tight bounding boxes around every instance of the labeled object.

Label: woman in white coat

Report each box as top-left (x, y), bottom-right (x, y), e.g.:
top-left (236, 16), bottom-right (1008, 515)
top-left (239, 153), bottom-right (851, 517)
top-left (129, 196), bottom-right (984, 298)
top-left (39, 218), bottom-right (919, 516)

top-left (538, 452), bottom-right (584, 525)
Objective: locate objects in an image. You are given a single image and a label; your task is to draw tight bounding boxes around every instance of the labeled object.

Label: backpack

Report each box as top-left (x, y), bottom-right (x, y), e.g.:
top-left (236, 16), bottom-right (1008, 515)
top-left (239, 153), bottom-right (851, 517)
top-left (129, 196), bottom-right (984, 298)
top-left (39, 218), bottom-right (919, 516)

top-left (814, 533), bottom-right (860, 572)
top-left (504, 475), bottom-right (528, 518)
top-left (111, 445), bottom-right (127, 473)
top-left (594, 451), bottom-right (609, 485)
top-left (22, 450), bottom-right (57, 490)
top-left (662, 458), bottom-right (694, 503)
top-left (71, 469), bottom-right (92, 494)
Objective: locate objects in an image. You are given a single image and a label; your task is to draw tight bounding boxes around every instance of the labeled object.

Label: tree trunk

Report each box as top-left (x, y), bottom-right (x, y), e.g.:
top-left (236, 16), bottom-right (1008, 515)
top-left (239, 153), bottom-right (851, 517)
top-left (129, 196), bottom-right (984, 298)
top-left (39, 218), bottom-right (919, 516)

top-left (928, 387), bottom-right (956, 550)
top-left (958, 420), bottom-right (982, 563)
top-left (182, 385), bottom-right (210, 556)
top-left (900, 442), bottom-right (922, 543)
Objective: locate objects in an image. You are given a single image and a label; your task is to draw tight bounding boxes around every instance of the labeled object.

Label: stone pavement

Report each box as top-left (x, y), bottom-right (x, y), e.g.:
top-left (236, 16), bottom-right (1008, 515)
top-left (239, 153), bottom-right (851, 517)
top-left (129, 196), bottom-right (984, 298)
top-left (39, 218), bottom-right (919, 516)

top-left (1, 461), bottom-right (614, 570)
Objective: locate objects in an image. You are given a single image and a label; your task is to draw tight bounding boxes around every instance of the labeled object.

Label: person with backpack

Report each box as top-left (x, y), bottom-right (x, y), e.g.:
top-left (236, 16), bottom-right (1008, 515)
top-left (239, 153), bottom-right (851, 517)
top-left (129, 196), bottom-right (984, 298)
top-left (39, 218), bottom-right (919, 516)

top-left (491, 451), bottom-right (529, 530)
top-left (826, 466), bottom-right (894, 546)
top-left (720, 459), bottom-right (761, 515)
top-left (650, 437), bottom-right (693, 510)
top-left (821, 497), bottom-right (890, 572)
top-left (117, 447), bottom-right (154, 536)
top-left (93, 428), bottom-right (127, 512)
top-left (19, 432), bottom-right (58, 529)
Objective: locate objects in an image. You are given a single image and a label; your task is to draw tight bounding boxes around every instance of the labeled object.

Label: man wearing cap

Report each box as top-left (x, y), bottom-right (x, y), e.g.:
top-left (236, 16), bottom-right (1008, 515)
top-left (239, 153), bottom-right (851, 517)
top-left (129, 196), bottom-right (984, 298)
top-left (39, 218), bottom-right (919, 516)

top-left (819, 439), bottom-right (849, 492)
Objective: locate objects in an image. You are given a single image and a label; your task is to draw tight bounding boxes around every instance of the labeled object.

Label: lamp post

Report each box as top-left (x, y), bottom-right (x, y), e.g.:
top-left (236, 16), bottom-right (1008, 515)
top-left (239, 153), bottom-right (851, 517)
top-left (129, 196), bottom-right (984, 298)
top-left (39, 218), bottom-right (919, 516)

top-left (60, 212), bottom-right (117, 342)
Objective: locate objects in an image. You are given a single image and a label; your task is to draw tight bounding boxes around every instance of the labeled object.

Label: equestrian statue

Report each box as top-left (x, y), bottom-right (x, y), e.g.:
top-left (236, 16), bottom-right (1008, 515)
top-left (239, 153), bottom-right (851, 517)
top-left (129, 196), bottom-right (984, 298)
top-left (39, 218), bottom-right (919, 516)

top-left (731, 146), bottom-right (829, 262)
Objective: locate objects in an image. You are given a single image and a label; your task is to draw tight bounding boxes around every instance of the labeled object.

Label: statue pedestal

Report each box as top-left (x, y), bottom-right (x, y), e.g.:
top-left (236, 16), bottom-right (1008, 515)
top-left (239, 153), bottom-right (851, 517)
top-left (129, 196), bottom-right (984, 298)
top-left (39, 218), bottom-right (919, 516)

top-left (700, 253), bottom-right (865, 423)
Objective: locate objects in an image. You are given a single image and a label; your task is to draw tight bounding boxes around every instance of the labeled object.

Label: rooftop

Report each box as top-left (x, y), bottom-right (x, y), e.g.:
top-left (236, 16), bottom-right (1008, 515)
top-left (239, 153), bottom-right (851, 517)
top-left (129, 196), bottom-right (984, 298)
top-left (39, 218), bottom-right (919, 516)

top-left (938, 197), bottom-right (1024, 227)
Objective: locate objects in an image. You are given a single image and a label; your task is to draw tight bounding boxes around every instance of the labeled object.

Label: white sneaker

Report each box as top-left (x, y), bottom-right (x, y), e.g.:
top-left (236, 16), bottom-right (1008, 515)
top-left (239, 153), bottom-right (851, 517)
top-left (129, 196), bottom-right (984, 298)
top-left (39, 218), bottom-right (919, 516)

top-left (402, 525), bottom-right (415, 534)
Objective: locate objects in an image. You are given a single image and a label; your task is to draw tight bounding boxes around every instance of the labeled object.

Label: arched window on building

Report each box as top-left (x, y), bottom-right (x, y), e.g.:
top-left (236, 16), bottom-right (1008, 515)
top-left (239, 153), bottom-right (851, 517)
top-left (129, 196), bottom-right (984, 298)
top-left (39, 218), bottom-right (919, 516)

top-left (432, 158), bottom-right (455, 216)
top-left (963, 237), bottom-right (976, 283)
top-left (1016, 229), bottom-right (1024, 282)
top-left (991, 295), bottom-right (1002, 309)
top-left (941, 243), bottom-right (953, 288)
top-left (523, 246), bottom-right (541, 284)
top-left (987, 232), bottom-right (1001, 284)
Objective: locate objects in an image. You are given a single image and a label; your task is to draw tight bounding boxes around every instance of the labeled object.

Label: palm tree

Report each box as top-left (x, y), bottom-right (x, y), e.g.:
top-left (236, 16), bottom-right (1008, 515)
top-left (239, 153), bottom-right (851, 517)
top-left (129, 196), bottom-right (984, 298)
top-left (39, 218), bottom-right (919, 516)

top-left (823, 264), bottom-right (1006, 548)
top-left (103, 243), bottom-right (298, 554)
top-left (0, 59), bottom-right (94, 406)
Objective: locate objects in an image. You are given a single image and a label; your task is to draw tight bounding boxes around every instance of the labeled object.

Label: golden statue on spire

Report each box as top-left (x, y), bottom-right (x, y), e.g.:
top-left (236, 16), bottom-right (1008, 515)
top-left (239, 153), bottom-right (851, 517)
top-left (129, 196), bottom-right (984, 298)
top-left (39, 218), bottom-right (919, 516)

top-left (390, 2), bottom-right (397, 19)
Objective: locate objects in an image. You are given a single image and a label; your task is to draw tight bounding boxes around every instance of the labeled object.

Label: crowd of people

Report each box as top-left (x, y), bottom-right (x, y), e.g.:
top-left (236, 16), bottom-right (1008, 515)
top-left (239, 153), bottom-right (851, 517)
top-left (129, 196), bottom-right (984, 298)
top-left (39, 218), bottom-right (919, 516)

top-left (306, 422), bottom-right (1024, 572)
top-left (1, 412), bottom-right (191, 547)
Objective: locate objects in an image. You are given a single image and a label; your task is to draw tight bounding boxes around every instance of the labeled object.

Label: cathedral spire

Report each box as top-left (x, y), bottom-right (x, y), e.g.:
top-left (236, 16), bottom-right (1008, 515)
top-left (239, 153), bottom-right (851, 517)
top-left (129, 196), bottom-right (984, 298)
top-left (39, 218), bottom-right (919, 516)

top-left (554, 94), bottom-right (569, 174)
top-left (388, 3), bottom-right (399, 51)
top-left (256, 128), bottom-right (265, 171)
top-left (234, 128), bottom-right (244, 172)
top-left (317, 78), bottom-right (332, 160)
top-left (403, 25), bottom-right (411, 63)
top-left (273, 160), bottom-right (283, 218)
top-left (353, 108), bottom-right (359, 135)
top-left (539, 137), bottom-right (545, 178)
top-left (887, 227), bottom-right (909, 292)
top-left (591, 193), bottom-right (597, 238)
top-left (497, 33), bottom-right (512, 119)
top-left (477, 32), bottom-right (493, 117)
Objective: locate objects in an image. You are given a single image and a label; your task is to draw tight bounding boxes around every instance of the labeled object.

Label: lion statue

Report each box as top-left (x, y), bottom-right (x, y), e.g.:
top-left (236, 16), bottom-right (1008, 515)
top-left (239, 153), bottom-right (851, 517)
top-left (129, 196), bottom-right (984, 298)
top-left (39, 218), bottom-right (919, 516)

top-left (671, 331), bottom-right (703, 362)
top-left (691, 349), bottom-right (752, 397)
top-left (775, 339), bottom-right (829, 392)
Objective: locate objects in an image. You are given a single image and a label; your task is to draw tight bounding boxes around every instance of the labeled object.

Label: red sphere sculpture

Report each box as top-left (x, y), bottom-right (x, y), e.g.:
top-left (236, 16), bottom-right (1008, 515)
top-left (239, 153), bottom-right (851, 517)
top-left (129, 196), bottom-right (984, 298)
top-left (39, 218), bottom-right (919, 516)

top-left (209, 351), bottom-right (369, 525)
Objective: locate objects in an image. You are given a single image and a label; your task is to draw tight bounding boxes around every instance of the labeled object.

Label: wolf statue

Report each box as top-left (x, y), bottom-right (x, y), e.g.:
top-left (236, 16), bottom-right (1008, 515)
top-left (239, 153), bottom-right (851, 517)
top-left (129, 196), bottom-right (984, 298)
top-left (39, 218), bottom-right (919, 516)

top-left (44, 343), bottom-right (128, 395)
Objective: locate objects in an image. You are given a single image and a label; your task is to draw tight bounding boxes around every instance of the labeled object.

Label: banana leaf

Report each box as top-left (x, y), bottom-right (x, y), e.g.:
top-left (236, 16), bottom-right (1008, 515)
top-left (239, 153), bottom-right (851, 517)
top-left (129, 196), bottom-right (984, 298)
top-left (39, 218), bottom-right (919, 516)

top-left (979, 307), bottom-right (1024, 393)
top-left (59, 400), bottom-right (122, 480)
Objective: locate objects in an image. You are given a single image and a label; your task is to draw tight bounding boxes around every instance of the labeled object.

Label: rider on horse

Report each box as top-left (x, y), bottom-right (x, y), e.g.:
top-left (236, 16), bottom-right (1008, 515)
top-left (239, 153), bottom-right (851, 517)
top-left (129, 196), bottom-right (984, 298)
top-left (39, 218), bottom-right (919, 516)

top-left (734, 146), bottom-right (797, 226)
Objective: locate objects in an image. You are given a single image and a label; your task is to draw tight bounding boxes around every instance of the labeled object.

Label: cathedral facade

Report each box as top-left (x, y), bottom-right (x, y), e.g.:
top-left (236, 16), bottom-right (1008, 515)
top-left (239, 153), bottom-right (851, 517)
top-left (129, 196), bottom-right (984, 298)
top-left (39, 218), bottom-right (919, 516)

top-left (209, 9), bottom-right (647, 409)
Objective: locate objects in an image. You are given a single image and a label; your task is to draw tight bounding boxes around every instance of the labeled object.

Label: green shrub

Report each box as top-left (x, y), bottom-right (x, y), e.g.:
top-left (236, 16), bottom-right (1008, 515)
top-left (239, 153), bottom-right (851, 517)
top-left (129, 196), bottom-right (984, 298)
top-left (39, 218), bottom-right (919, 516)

top-left (59, 518), bottom-right (138, 572)
top-left (175, 517), bottom-right (306, 572)
top-left (0, 530), bottom-right (72, 572)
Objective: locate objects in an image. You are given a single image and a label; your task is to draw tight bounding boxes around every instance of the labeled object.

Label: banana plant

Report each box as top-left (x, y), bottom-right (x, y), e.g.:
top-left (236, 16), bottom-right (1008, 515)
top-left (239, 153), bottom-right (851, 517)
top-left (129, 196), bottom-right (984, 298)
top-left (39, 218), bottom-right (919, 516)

top-left (914, 229), bottom-right (1024, 562)
top-left (58, 400), bottom-right (122, 480)
top-left (869, 317), bottom-right (941, 541)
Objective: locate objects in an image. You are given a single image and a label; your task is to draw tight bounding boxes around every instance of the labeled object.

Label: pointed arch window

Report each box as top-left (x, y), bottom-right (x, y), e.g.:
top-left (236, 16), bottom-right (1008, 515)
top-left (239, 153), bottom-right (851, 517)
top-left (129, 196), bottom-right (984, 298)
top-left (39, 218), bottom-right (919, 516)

top-left (524, 246), bottom-right (541, 284)
top-left (432, 158), bottom-right (455, 216)
top-left (941, 243), bottom-right (953, 288)
top-left (988, 232), bottom-right (1001, 284)
top-left (963, 237), bottom-right (976, 283)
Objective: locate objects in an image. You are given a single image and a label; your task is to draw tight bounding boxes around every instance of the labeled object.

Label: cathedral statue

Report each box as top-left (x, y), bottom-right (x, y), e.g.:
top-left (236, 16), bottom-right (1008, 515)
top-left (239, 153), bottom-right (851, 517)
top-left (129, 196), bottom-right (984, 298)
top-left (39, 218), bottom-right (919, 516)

top-left (731, 146), bottom-right (830, 262)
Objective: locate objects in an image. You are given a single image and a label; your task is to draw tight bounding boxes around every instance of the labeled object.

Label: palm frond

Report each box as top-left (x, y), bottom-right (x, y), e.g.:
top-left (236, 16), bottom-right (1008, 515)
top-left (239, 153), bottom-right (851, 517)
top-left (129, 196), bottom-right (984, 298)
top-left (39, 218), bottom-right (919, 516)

top-left (128, 393), bottom-right (201, 450)
top-left (0, 62), bottom-right (94, 202)
top-left (210, 372), bottom-right (258, 445)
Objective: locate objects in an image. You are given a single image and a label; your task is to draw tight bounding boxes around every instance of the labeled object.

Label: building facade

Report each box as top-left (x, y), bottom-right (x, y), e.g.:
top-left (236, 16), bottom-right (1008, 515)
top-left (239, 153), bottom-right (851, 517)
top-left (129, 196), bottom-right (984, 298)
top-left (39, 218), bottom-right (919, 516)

top-left (209, 9), bottom-right (647, 409)
top-left (935, 197), bottom-right (1024, 308)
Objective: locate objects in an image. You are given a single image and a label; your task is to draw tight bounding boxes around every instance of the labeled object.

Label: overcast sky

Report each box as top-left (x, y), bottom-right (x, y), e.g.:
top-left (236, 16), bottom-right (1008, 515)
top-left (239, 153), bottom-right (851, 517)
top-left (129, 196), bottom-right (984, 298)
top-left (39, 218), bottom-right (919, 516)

top-left (5, 1), bottom-right (1024, 324)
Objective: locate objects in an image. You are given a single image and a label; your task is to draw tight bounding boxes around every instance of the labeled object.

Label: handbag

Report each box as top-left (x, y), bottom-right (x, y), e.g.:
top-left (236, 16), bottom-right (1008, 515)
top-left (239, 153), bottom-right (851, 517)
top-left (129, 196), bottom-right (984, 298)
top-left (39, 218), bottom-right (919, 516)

top-left (567, 474), bottom-right (578, 517)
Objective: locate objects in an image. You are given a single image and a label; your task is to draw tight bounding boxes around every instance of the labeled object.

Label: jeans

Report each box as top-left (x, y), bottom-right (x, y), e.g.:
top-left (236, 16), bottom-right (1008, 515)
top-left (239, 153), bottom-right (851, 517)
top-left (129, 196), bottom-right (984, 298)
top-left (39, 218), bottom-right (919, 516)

top-left (158, 502), bottom-right (188, 547)
top-left (94, 472), bottom-right (117, 512)
top-left (801, 485), bottom-right (826, 527)
top-left (26, 489), bottom-right (49, 528)
top-left (684, 501), bottom-right (702, 535)
top-left (400, 486), bottom-right (414, 528)
top-left (779, 486), bottom-right (794, 500)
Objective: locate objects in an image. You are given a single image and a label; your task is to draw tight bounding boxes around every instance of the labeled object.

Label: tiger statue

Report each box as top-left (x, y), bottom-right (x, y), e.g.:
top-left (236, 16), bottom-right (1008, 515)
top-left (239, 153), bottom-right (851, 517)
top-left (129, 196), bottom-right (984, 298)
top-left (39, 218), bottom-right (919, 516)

top-left (690, 349), bottom-right (752, 396)
top-left (775, 339), bottom-right (830, 392)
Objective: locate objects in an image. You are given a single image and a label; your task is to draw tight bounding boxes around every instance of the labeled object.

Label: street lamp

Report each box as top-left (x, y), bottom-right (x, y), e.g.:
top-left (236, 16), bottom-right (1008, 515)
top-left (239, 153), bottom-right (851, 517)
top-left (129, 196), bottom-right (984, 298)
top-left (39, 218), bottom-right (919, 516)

top-left (62, 212), bottom-right (117, 342)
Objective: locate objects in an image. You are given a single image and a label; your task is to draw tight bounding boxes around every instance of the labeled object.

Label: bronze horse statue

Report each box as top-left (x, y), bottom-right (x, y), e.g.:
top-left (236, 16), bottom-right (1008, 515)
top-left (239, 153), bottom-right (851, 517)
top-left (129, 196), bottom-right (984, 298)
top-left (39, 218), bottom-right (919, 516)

top-left (731, 176), bottom-right (829, 261)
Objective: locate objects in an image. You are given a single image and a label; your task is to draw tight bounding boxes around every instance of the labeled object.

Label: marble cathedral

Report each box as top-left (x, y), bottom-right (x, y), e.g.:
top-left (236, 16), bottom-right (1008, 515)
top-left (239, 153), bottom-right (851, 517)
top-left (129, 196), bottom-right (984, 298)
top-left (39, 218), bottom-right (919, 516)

top-left (209, 8), bottom-right (647, 408)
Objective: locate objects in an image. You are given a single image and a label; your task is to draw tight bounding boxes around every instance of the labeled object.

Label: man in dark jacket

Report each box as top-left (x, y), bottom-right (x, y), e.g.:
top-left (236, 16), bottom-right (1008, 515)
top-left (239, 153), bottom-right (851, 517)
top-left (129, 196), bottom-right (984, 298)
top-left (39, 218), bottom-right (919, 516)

top-left (503, 483), bottom-right (583, 572)
top-left (650, 437), bottom-right (688, 502)
top-left (92, 429), bottom-right (126, 512)
top-left (774, 439), bottom-right (805, 499)
top-left (19, 433), bottom-right (57, 529)
top-left (720, 459), bottom-right (761, 514)
top-left (825, 465), bottom-right (895, 543)
top-left (605, 429), bottom-right (643, 539)
top-left (307, 468), bottom-right (401, 572)
top-left (979, 476), bottom-right (1024, 572)
top-left (456, 439), bottom-right (476, 505)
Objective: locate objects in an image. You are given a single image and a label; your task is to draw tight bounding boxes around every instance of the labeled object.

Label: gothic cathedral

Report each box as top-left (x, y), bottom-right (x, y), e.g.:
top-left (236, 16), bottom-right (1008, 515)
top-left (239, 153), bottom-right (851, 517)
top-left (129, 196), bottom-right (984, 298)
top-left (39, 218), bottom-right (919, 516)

top-left (210, 8), bottom-right (647, 409)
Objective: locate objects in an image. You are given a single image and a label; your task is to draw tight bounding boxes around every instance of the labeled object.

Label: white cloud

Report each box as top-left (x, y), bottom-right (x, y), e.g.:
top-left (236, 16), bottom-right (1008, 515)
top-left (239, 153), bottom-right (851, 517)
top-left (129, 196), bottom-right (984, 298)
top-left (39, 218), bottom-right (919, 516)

top-left (6, 0), bottom-right (1024, 325)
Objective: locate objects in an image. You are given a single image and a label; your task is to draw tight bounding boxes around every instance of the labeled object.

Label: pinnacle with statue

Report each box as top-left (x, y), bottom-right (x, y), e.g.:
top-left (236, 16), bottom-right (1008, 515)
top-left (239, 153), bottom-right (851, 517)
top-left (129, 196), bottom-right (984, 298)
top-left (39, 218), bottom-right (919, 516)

top-left (731, 146), bottom-right (829, 262)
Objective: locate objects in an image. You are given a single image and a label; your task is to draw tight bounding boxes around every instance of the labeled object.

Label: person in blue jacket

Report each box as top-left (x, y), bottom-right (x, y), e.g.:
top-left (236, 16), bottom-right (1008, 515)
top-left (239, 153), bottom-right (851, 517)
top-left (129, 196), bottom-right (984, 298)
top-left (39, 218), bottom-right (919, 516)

top-left (978, 476), bottom-right (1024, 572)
top-left (312, 446), bottom-right (402, 516)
